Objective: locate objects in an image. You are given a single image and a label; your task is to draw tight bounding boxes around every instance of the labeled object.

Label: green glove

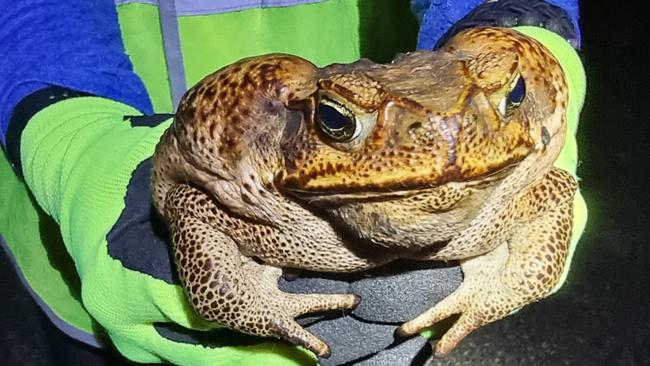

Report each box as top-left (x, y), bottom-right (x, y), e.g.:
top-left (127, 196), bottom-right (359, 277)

top-left (20, 96), bottom-right (316, 366)
top-left (515, 26), bottom-right (587, 292)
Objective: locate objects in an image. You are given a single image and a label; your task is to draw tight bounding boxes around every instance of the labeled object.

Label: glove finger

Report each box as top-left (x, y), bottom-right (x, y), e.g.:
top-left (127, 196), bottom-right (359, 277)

top-left (147, 279), bottom-right (217, 331)
top-left (111, 324), bottom-right (318, 366)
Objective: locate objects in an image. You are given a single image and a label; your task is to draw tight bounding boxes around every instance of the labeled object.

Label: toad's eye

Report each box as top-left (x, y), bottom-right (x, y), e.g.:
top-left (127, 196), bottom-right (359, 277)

top-left (316, 98), bottom-right (360, 141)
top-left (507, 75), bottom-right (526, 106)
top-left (498, 75), bottom-right (526, 115)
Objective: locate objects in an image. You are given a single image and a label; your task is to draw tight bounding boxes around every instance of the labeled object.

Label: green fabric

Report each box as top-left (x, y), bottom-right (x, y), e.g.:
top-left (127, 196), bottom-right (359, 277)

top-left (117, 0), bottom-right (409, 111)
top-left (178, 0), bottom-right (361, 87)
top-left (357, 0), bottom-right (419, 63)
top-left (514, 26), bottom-right (587, 293)
top-left (0, 153), bottom-right (97, 336)
top-left (116, 0), bottom-right (421, 114)
top-left (21, 97), bottom-right (317, 365)
top-left (117, 3), bottom-right (174, 113)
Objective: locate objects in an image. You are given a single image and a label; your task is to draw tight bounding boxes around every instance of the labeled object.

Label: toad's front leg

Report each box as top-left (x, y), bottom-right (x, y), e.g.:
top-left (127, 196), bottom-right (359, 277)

top-left (399, 168), bottom-right (577, 356)
top-left (164, 184), bottom-right (358, 358)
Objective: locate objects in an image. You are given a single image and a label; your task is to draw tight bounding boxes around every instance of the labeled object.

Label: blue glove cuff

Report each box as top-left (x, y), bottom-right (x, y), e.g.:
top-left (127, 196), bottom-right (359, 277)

top-left (413, 0), bottom-right (580, 50)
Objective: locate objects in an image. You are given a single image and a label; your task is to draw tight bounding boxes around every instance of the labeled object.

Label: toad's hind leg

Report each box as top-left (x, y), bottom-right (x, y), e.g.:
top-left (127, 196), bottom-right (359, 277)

top-left (398, 168), bottom-right (577, 356)
top-left (164, 184), bottom-right (358, 358)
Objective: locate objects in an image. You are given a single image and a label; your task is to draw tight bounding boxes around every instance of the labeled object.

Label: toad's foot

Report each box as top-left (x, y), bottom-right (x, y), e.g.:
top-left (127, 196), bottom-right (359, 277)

top-left (165, 184), bottom-right (358, 358)
top-left (397, 243), bottom-right (525, 357)
top-left (398, 169), bottom-right (576, 356)
top-left (235, 260), bottom-right (359, 358)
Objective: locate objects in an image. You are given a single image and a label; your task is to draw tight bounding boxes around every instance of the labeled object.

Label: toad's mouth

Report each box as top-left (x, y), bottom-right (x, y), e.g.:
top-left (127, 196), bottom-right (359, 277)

top-left (282, 187), bottom-right (420, 206)
top-left (278, 164), bottom-right (515, 206)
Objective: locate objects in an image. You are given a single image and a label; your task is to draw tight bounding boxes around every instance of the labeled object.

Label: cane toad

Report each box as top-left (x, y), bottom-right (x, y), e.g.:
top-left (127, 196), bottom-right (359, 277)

top-left (151, 28), bottom-right (577, 358)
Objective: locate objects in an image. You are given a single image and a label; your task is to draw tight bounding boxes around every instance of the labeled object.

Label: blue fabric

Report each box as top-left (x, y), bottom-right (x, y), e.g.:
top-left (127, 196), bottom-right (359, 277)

top-left (0, 0), bottom-right (153, 145)
top-left (412, 0), bottom-right (581, 50)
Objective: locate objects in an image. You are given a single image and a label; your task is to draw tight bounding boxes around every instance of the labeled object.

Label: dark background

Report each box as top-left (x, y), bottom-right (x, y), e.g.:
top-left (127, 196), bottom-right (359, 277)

top-left (1, 1), bottom-right (648, 365)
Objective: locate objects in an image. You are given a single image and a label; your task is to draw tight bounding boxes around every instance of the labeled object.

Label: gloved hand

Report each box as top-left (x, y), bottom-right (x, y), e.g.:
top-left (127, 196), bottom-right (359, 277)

top-left (19, 95), bottom-right (319, 366)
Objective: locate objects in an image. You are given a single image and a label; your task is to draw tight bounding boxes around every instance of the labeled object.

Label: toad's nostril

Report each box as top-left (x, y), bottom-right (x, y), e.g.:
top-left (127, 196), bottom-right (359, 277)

top-left (408, 122), bottom-right (423, 137)
top-left (409, 122), bottom-right (422, 132)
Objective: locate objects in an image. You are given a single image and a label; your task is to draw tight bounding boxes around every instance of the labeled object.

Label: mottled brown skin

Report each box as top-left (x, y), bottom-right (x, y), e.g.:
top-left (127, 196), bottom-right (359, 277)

top-left (151, 28), bottom-right (577, 358)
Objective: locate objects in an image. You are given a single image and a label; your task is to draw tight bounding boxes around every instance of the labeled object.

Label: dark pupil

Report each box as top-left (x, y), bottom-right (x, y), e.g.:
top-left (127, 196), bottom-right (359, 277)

top-left (317, 103), bottom-right (352, 139)
top-left (507, 76), bottom-right (526, 107)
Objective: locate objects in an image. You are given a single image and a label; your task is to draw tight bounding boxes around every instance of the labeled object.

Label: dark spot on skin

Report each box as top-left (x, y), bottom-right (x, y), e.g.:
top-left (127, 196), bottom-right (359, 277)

top-left (231, 96), bottom-right (241, 108)
top-left (228, 81), bottom-right (239, 90)
top-left (219, 283), bottom-right (230, 296)
top-left (408, 122), bottom-right (422, 136)
top-left (241, 194), bottom-right (253, 204)
top-left (242, 74), bottom-right (255, 88)
top-left (541, 126), bottom-right (551, 146)
top-left (183, 106), bottom-right (196, 120)
top-left (264, 99), bottom-right (282, 114)
top-left (258, 63), bottom-right (279, 76)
